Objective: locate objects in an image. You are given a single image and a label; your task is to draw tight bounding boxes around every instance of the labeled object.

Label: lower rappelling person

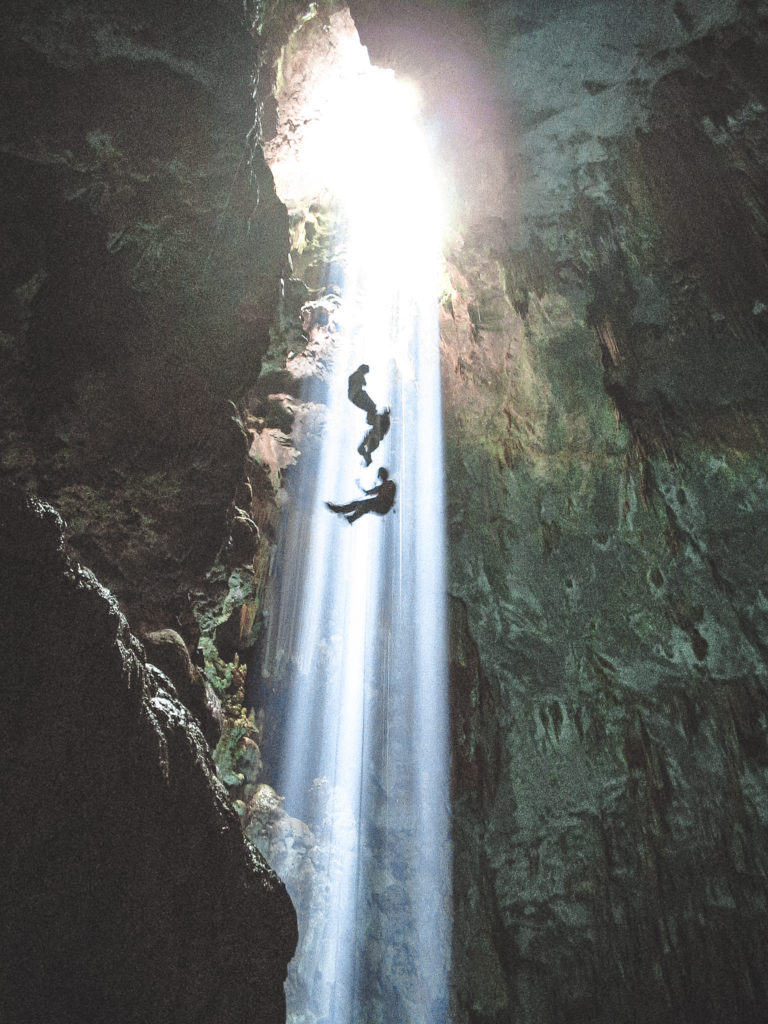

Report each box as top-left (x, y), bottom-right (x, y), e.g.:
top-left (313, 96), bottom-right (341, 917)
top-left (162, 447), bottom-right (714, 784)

top-left (326, 467), bottom-right (396, 524)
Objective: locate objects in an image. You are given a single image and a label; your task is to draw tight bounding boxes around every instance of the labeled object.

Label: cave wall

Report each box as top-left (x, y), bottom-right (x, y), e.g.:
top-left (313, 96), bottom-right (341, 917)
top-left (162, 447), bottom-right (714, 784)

top-left (0, 1), bottom-right (300, 1020)
top-left (4, 0), bottom-right (768, 1021)
top-left (351, 1), bottom-right (768, 1022)
top-left (0, 0), bottom-right (288, 638)
top-left (0, 487), bottom-right (297, 1023)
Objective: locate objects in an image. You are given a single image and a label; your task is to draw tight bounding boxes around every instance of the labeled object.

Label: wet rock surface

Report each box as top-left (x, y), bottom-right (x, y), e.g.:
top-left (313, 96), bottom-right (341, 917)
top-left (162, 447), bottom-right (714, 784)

top-left (0, 486), bottom-right (297, 1024)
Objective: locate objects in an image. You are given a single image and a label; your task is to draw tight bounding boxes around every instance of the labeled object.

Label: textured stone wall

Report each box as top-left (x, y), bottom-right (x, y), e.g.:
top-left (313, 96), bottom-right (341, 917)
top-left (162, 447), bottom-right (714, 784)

top-left (352, 1), bottom-right (768, 1021)
top-left (0, 2), bottom-right (299, 1020)
top-left (0, 0), bottom-right (288, 638)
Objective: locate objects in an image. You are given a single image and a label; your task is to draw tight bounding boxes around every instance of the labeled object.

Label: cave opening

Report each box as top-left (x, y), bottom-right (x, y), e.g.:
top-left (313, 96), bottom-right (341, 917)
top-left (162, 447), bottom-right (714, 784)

top-left (250, 7), bottom-right (452, 1024)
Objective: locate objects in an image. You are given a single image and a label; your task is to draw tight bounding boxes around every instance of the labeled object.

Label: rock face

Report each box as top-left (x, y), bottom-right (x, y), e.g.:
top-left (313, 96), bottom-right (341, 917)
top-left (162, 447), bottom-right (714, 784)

top-left (143, 627), bottom-right (224, 747)
top-left (0, 1), bottom-right (299, 1020)
top-left (0, 486), bottom-right (297, 1024)
top-left (0, 0), bottom-right (288, 640)
top-left (350, 2), bottom-right (768, 1022)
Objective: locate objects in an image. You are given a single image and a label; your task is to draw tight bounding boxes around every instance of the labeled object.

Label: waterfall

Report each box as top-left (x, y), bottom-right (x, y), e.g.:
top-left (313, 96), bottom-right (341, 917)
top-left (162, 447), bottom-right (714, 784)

top-left (257, 65), bottom-right (452, 1024)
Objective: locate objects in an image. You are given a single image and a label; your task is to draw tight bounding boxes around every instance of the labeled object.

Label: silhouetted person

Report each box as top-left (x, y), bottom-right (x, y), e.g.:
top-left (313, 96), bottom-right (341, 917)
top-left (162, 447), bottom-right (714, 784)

top-left (358, 407), bottom-right (391, 466)
top-left (347, 363), bottom-right (376, 418)
top-left (326, 467), bottom-right (396, 524)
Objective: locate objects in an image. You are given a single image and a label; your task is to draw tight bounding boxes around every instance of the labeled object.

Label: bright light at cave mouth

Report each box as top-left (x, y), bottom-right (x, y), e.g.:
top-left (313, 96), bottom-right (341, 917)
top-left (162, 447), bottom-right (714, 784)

top-left (258, 25), bottom-right (451, 1024)
top-left (304, 65), bottom-right (445, 293)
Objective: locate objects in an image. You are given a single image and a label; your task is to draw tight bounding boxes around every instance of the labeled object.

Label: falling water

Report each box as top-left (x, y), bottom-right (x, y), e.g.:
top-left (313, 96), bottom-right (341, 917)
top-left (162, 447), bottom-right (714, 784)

top-left (259, 64), bottom-right (451, 1024)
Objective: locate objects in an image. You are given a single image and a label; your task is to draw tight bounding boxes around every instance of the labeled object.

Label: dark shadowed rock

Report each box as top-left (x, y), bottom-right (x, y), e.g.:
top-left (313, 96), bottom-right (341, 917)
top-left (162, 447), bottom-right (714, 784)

top-left (0, 486), bottom-right (297, 1024)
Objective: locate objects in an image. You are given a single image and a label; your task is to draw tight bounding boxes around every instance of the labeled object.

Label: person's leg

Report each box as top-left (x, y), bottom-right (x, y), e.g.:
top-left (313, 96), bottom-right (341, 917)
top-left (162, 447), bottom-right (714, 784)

top-left (345, 499), bottom-right (376, 523)
top-left (358, 431), bottom-right (372, 465)
top-left (350, 392), bottom-right (377, 418)
top-left (326, 499), bottom-right (362, 514)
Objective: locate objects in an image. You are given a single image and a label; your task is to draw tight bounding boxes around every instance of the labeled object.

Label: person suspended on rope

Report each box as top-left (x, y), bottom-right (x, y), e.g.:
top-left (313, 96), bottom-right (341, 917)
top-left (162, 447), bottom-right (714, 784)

top-left (326, 467), bottom-right (396, 524)
top-left (347, 363), bottom-right (377, 418)
top-left (357, 407), bottom-right (392, 467)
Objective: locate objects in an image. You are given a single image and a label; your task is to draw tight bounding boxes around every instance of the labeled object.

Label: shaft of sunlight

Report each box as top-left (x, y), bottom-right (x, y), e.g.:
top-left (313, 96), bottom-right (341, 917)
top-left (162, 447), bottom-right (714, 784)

top-left (260, 49), bottom-right (451, 1024)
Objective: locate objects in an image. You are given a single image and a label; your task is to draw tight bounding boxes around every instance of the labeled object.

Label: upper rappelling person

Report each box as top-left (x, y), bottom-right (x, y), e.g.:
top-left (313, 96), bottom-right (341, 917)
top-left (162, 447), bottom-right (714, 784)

top-left (326, 467), bottom-right (396, 524)
top-left (347, 363), bottom-right (377, 419)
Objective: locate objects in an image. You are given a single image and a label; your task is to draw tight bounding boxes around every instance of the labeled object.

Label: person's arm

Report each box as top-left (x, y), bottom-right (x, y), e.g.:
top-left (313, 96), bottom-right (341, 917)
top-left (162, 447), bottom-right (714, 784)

top-left (363, 482), bottom-right (381, 496)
